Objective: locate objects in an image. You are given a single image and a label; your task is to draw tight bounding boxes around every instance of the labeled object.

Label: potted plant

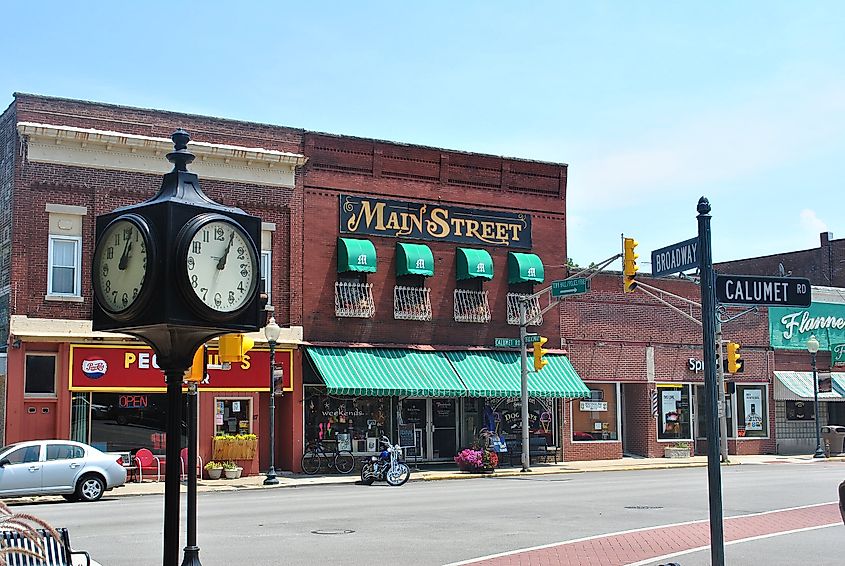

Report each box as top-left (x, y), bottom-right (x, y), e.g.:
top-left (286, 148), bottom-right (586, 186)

top-left (454, 448), bottom-right (498, 473)
top-left (664, 442), bottom-right (691, 459)
top-left (204, 461), bottom-right (223, 480)
top-left (222, 460), bottom-right (242, 479)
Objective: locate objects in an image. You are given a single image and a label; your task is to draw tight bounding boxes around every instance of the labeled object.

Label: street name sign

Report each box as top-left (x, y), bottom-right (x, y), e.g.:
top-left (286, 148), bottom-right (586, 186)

top-left (715, 274), bottom-right (811, 307)
top-left (524, 334), bottom-right (542, 344)
top-left (551, 277), bottom-right (590, 297)
top-left (651, 237), bottom-right (698, 277)
top-left (494, 337), bottom-right (521, 348)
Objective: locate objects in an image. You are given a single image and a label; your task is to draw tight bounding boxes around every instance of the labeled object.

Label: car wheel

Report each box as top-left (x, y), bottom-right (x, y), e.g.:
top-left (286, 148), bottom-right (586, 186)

top-left (62, 493), bottom-right (80, 502)
top-left (76, 474), bottom-right (105, 502)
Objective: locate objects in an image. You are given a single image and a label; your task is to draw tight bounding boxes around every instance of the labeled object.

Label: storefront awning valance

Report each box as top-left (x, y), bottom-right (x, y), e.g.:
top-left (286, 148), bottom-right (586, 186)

top-left (396, 243), bottom-right (434, 277)
top-left (306, 347), bottom-right (467, 397)
top-left (443, 351), bottom-right (590, 399)
top-left (773, 371), bottom-right (845, 401)
top-left (456, 248), bottom-right (494, 280)
top-left (337, 238), bottom-right (377, 273)
top-left (507, 252), bottom-right (545, 284)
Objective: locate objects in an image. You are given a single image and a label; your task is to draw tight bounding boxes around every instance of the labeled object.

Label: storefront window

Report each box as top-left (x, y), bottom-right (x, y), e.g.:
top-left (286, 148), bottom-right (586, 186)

top-left (571, 383), bottom-right (618, 441)
top-left (86, 392), bottom-right (188, 453)
top-left (304, 389), bottom-right (392, 453)
top-left (214, 398), bottom-right (252, 435)
top-left (736, 385), bottom-right (768, 438)
top-left (488, 398), bottom-right (557, 446)
top-left (657, 384), bottom-right (692, 441)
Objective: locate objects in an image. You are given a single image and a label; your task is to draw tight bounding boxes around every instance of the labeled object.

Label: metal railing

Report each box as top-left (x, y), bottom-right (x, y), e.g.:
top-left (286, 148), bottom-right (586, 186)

top-left (394, 286), bottom-right (432, 321)
top-left (506, 293), bottom-right (543, 326)
top-left (335, 281), bottom-right (375, 318)
top-left (454, 289), bottom-right (491, 323)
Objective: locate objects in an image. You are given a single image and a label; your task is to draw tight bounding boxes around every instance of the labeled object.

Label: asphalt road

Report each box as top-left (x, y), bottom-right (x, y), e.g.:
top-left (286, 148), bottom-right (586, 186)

top-left (7, 461), bottom-right (845, 565)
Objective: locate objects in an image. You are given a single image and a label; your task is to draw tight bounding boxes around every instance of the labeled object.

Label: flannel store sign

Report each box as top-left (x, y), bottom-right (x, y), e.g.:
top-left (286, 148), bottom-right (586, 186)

top-left (769, 302), bottom-right (845, 350)
top-left (339, 194), bottom-right (531, 248)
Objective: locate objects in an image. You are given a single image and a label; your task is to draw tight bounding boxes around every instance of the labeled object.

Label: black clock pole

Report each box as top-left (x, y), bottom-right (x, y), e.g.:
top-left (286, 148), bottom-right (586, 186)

top-left (163, 369), bottom-right (185, 566)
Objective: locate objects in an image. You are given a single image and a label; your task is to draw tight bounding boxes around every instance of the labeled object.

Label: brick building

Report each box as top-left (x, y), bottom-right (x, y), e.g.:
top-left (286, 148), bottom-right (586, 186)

top-left (716, 234), bottom-right (845, 455)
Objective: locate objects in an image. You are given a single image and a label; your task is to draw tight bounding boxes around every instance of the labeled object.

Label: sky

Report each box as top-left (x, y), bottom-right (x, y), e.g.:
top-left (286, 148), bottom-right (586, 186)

top-left (2, 1), bottom-right (843, 271)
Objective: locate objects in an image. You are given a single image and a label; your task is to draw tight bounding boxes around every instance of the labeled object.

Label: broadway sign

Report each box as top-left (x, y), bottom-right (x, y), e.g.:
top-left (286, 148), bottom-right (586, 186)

top-left (651, 237), bottom-right (698, 277)
top-left (339, 194), bottom-right (532, 248)
top-left (715, 274), bottom-right (811, 307)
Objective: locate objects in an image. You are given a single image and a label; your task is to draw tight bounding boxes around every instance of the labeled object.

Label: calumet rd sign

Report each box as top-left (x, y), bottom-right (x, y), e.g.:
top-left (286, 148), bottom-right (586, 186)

top-left (715, 274), bottom-right (811, 307)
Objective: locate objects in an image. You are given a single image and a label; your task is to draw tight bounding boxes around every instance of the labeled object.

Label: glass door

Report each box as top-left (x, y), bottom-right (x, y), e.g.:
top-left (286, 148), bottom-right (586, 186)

top-left (431, 399), bottom-right (458, 460)
top-left (400, 398), bottom-right (428, 460)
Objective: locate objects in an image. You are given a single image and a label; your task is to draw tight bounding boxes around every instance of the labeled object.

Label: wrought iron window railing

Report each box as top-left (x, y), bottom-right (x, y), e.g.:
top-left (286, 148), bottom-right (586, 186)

top-left (454, 289), bottom-right (491, 323)
top-left (394, 286), bottom-right (432, 321)
top-left (335, 281), bottom-right (375, 318)
top-left (506, 293), bottom-right (543, 326)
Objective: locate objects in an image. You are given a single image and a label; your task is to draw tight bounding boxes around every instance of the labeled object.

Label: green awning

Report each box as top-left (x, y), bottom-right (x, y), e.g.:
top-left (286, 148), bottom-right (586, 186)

top-left (337, 238), bottom-right (377, 273)
top-left (507, 252), bottom-right (545, 284)
top-left (774, 371), bottom-right (845, 401)
top-left (396, 243), bottom-right (434, 277)
top-left (306, 347), bottom-right (467, 397)
top-left (443, 351), bottom-right (590, 398)
top-left (456, 248), bottom-right (494, 280)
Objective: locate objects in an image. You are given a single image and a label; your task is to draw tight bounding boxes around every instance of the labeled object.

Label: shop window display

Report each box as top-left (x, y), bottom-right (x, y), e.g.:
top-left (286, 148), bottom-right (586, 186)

top-left (487, 398), bottom-right (557, 446)
top-left (657, 384), bottom-right (692, 441)
top-left (571, 383), bottom-right (618, 441)
top-left (214, 398), bottom-right (252, 436)
top-left (736, 385), bottom-right (768, 438)
top-left (304, 391), bottom-right (391, 453)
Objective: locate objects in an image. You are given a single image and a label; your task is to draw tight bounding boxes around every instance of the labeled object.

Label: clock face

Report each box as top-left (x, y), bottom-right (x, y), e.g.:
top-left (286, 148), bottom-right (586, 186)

top-left (93, 216), bottom-right (151, 316)
top-left (183, 218), bottom-right (258, 315)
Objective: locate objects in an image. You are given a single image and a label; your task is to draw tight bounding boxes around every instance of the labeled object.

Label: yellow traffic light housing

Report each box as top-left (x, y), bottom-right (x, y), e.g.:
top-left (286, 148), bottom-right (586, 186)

top-left (183, 346), bottom-right (205, 382)
top-left (533, 336), bottom-right (549, 371)
top-left (623, 237), bottom-right (639, 293)
top-left (726, 341), bottom-right (742, 374)
top-left (218, 333), bottom-right (255, 364)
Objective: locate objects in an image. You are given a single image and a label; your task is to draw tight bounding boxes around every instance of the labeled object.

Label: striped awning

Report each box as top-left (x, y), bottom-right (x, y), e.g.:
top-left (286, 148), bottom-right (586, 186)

top-left (773, 371), bottom-right (845, 401)
top-left (443, 350), bottom-right (590, 399)
top-left (305, 347), bottom-right (467, 397)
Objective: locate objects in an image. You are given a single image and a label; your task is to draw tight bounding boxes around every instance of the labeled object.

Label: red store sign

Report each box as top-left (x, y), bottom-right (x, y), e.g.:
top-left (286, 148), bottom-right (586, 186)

top-left (69, 344), bottom-right (294, 392)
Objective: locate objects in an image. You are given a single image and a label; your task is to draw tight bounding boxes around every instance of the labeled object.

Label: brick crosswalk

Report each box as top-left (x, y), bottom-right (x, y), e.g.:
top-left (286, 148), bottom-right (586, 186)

top-left (450, 503), bottom-right (842, 566)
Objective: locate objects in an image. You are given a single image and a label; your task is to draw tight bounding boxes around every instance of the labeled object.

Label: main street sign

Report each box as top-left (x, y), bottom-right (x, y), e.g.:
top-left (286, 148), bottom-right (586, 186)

top-left (715, 274), bottom-right (811, 307)
top-left (551, 277), bottom-right (590, 297)
top-left (651, 237), bottom-right (698, 277)
top-left (494, 337), bottom-right (521, 348)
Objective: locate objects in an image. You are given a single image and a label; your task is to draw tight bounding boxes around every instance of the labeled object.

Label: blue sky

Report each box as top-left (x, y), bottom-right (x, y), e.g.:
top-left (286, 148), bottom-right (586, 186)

top-left (3, 2), bottom-right (843, 269)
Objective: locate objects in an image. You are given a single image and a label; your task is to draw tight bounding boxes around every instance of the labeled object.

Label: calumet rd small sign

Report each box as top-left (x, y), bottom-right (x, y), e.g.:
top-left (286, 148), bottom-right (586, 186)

top-left (715, 274), bottom-right (811, 307)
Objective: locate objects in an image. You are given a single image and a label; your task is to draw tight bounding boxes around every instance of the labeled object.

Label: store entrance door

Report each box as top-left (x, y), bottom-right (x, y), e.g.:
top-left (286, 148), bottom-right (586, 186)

top-left (431, 399), bottom-right (458, 460)
top-left (400, 398), bottom-right (458, 461)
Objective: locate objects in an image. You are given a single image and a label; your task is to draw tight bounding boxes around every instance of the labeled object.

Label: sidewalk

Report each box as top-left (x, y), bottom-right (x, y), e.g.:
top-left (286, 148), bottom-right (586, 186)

top-left (105, 453), bottom-right (844, 498)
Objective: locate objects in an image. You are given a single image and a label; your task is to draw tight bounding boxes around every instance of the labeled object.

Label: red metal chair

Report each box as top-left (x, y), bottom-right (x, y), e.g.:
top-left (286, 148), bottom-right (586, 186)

top-left (180, 447), bottom-right (203, 480)
top-left (134, 448), bottom-right (164, 482)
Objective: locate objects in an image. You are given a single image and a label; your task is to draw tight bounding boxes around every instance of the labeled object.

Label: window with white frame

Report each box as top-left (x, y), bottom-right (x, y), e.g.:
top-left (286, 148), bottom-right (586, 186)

top-left (261, 250), bottom-right (272, 306)
top-left (48, 235), bottom-right (81, 296)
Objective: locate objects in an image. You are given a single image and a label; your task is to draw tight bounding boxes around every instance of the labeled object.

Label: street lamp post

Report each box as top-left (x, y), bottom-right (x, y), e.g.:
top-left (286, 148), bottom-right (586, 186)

top-left (264, 315), bottom-right (281, 484)
top-left (807, 334), bottom-right (826, 459)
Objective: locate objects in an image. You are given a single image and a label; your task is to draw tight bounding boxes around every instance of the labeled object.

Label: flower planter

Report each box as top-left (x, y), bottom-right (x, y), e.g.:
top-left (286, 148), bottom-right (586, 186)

top-left (664, 446), bottom-right (690, 459)
top-left (224, 467), bottom-right (242, 479)
top-left (206, 467), bottom-right (223, 480)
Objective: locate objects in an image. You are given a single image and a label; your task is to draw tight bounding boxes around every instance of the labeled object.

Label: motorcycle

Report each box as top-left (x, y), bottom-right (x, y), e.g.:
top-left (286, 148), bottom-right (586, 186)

top-left (360, 436), bottom-right (411, 486)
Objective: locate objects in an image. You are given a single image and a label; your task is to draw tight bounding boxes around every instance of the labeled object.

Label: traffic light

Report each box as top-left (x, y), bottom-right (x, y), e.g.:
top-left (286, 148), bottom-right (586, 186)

top-left (623, 237), bottom-right (639, 293)
top-left (726, 341), bottom-right (743, 374)
top-left (183, 346), bottom-right (205, 382)
top-left (218, 333), bottom-right (256, 364)
top-left (533, 336), bottom-right (549, 371)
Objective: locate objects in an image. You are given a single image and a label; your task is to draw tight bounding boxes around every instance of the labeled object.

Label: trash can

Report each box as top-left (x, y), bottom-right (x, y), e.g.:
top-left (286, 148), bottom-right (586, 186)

top-left (821, 425), bottom-right (845, 456)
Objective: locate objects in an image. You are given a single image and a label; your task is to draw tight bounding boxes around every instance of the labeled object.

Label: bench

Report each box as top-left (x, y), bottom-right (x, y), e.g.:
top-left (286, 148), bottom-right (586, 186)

top-left (506, 436), bottom-right (558, 466)
top-left (1, 527), bottom-right (91, 566)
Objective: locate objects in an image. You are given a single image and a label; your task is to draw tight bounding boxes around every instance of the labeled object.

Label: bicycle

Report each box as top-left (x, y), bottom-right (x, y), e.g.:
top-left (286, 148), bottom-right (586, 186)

top-left (300, 440), bottom-right (355, 475)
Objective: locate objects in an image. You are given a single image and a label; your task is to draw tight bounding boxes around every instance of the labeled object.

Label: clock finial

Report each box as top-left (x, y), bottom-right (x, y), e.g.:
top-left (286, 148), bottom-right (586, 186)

top-left (167, 128), bottom-right (195, 172)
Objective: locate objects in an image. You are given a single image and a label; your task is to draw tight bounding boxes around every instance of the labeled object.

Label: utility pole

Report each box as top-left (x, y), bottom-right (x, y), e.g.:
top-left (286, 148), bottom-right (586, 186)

top-left (518, 300), bottom-right (530, 472)
top-left (715, 322), bottom-right (729, 463)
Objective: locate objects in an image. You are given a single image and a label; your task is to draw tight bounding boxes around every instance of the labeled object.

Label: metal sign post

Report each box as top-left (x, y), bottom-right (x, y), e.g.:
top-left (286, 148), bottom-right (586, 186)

top-left (518, 300), bottom-right (531, 472)
top-left (697, 197), bottom-right (725, 566)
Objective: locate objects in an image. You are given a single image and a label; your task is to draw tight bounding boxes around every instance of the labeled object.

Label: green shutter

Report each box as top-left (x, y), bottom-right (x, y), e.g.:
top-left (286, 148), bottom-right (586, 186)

top-left (337, 238), bottom-right (377, 273)
top-left (507, 252), bottom-right (545, 284)
top-left (456, 248), bottom-right (494, 280)
top-left (396, 243), bottom-right (434, 277)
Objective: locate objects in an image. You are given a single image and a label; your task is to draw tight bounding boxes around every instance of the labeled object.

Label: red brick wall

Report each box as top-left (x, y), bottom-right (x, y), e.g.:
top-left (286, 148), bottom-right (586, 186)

top-left (301, 132), bottom-right (569, 347)
top-left (0, 100), bottom-right (16, 344)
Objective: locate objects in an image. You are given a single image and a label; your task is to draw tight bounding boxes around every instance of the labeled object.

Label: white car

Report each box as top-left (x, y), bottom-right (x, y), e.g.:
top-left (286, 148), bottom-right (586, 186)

top-left (0, 440), bottom-right (126, 502)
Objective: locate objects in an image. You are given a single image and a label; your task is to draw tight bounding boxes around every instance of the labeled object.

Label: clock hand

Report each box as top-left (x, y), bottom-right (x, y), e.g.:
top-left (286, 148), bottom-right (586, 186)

top-left (217, 231), bottom-right (235, 270)
top-left (118, 236), bottom-right (131, 270)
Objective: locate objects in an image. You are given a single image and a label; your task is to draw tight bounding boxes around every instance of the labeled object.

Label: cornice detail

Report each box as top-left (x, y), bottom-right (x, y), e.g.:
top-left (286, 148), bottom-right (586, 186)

top-left (17, 122), bottom-right (307, 189)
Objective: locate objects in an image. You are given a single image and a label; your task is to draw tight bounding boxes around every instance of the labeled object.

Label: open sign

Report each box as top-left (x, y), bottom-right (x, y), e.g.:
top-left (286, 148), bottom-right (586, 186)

top-left (119, 395), bottom-right (149, 409)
